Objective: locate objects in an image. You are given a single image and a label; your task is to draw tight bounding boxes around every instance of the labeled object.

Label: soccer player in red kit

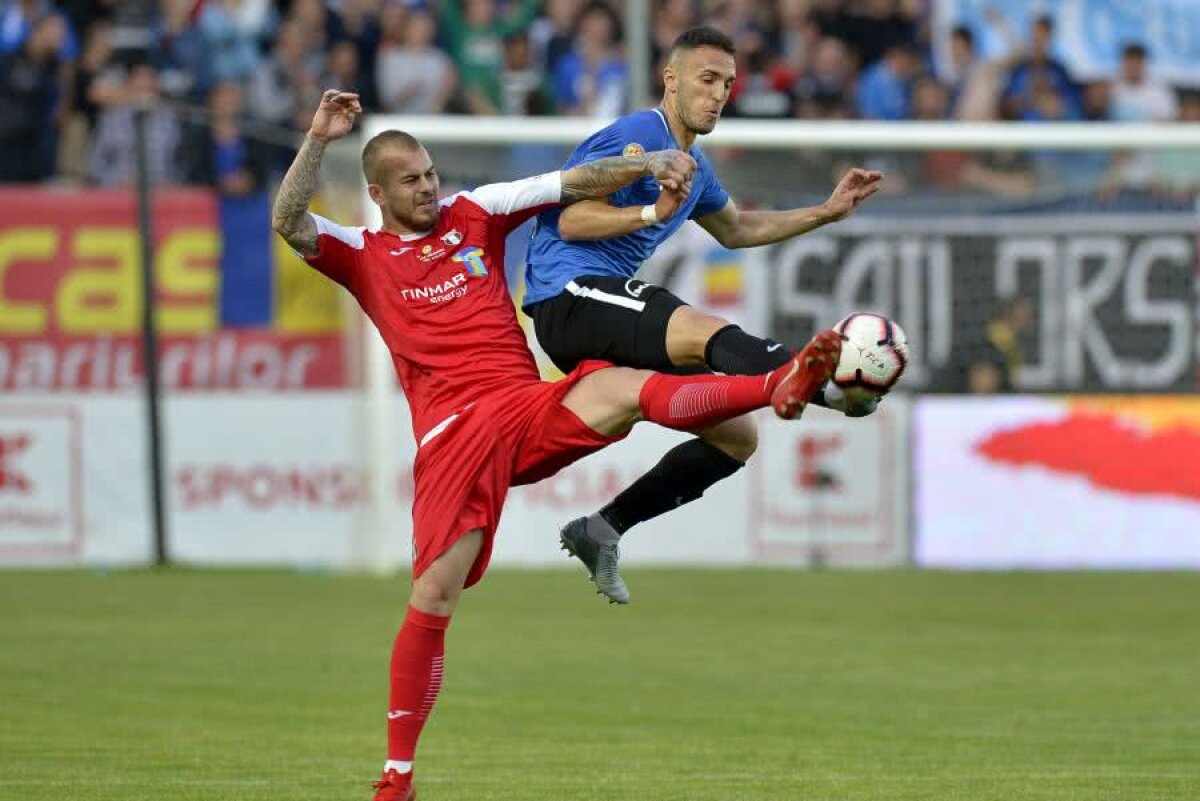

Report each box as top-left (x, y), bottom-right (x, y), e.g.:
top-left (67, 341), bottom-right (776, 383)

top-left (272, 90), bottom-right (842, 801)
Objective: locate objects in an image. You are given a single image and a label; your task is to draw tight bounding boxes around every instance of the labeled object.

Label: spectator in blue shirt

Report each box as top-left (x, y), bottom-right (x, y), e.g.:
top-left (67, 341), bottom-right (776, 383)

top-left (197, 0), bottom-right (262, 84)
top-left (1002, 15), bottom-right (1078, 121)
top-left (552, 2), bottom-right (628, 117)
top-left (0, 12), bottom-right (64, 181)
top-left (856, 41), bottom-right (921, 120)
top-left (0, 0), bottom-right (78, 58)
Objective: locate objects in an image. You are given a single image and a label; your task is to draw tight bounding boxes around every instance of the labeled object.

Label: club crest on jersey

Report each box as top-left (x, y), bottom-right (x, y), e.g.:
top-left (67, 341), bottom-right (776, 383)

top-left (418, 243), bottom-right (447, 262)
top-left (441, 229), bottom-right (463, 246)
top-left (622, 142), bottom-right (645, 159)
top-left (452, 246), bottom-right (488, 276)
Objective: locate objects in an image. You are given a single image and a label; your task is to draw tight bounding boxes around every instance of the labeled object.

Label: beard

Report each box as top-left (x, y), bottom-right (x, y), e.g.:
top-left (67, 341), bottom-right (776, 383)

top-left (688, 111), bottom-right (718, 135)
top-left (392, 201), bottom-right (439, 231)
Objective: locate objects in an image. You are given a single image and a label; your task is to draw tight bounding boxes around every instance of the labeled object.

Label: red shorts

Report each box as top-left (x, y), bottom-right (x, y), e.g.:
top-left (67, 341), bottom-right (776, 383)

top-left (410, 359), bottom-right (625, 588)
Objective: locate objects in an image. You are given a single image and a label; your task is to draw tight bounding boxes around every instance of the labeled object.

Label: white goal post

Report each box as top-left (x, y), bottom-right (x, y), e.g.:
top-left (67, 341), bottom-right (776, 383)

top-left (352, 115), bottom-right (1200, 572)
top-left (371, 117), bottom-right (1200, 149)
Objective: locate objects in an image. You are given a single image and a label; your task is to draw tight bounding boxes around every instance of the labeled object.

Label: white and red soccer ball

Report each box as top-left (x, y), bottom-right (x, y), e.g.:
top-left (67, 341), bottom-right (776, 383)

top-left (831, 312), bottom-right (909, 399)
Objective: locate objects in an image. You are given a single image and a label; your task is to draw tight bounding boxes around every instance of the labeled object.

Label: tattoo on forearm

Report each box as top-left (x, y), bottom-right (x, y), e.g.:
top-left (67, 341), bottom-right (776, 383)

top-left (560, 153), bottom-right (650, 204)
top-left (272, 135), bottom-right (326, 253)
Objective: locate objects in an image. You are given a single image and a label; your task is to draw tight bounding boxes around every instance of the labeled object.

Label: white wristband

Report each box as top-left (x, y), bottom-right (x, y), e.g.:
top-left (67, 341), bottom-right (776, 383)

top-left (640, 204), bottom-right (659, 225)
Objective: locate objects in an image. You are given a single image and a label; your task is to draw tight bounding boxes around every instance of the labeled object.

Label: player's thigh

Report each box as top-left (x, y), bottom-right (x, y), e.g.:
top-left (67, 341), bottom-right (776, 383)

top-left (693, 414), bottom-right (759, 463)
top-left (665, 304), bottom-right (735, 367)
top-left (526, 276), bottom-right (689, 372)
top-left (559, 366), bottom-right (654, 437)
top-left (410, 529), bottom-right (483, 615)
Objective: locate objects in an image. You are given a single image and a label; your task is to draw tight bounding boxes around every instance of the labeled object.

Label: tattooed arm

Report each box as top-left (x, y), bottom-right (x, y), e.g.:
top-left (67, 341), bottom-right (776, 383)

top-left (271, 90), bottom-right (361, 256)
top-left (464, 149), bottom-right (697, 236)
top-left (559, 149), bottom-right (695, 203)
top-left (554, 149), bottom-right (697, 241)
top-left (271, 135), bottom-right (326, 256)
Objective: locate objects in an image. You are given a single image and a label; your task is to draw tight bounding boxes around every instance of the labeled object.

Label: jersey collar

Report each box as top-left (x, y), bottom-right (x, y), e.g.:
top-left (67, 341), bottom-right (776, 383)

top-left (378, 227), bottom-right (434, 242)
top-left (651, 107), bottom-right (676, 146)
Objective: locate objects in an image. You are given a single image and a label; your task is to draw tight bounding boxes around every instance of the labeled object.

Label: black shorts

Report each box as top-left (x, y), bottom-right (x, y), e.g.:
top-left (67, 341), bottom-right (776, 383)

top-left (524, 275), bottom-right (690, 373)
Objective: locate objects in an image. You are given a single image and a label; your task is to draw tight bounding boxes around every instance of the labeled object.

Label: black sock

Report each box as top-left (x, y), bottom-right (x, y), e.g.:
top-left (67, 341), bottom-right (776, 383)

top-left (598, 439), bottom-right (744, 534)
top-left (705, 324), bottom-right (792, 374)
top-left (704, 324), bottom-right (830, 407)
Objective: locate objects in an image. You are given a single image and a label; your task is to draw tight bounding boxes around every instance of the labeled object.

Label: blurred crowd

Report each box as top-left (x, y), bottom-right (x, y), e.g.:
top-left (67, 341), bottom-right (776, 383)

top-left (2, 0), bottom-right (1198, 197)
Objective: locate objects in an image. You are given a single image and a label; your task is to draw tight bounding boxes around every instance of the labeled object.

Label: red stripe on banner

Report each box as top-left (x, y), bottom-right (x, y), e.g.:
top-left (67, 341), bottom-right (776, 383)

top-left (0, 332), bottom-right (346, 391)
top-left (0, 186), bottom-right (349, 390)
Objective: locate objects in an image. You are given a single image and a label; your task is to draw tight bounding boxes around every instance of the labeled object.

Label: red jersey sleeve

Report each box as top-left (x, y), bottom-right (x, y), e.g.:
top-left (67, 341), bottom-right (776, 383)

top-left (301, 213), bottom-right (369, 290)
top-left (458, 172), bottom-right (562, 234)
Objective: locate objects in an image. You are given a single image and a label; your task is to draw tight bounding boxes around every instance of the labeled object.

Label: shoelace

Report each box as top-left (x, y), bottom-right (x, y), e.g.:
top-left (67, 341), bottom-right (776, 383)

top-left (596, 543), bottom-right (622, 587)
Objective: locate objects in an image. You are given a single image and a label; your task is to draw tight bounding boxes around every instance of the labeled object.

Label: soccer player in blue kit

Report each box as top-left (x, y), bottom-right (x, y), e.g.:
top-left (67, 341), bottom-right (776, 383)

top-left (523, 27), bottom-right (885, 604)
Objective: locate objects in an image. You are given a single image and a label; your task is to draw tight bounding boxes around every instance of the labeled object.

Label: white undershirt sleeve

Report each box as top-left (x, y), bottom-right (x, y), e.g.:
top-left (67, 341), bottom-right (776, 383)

top-left (463, 172), bottom-right (563, 215)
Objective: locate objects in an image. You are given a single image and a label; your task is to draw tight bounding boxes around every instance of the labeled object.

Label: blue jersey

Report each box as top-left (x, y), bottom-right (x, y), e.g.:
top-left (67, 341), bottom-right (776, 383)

top-left (522, 108), bottom-right (730, 306)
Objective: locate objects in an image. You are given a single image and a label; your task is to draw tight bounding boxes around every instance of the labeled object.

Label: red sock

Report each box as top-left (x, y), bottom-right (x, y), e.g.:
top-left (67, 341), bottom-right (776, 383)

top-left (387, 606), bottom-right (451, 763)
top-left (638, 366), bottom-right (785, 431)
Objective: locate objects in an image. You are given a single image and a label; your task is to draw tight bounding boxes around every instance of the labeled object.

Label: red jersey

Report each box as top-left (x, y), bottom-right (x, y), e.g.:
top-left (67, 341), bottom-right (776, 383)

top-left (303, 173), bottom-right (562, 443)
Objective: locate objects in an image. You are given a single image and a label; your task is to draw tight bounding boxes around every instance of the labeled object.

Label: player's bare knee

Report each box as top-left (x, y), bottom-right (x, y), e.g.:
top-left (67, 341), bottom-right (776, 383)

top-left (723, 421), bottom-right (759, 463)
top-left (604, 367), bottom-right (655, 427)
top-left (666, 307), bottom-right (731, 366)
top-left (563, 366), bottom-right (653, 435)
top-left (618, 367), bottom-right (656, 408)
top-left (409, 577), bottom-right (459, 616)
top-left (702, 416), bottom-right (758, 463)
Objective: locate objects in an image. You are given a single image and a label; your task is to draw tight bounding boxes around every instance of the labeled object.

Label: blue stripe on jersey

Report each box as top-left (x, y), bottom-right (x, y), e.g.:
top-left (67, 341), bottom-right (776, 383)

top-left (522, 108), bottom-right (729, 307)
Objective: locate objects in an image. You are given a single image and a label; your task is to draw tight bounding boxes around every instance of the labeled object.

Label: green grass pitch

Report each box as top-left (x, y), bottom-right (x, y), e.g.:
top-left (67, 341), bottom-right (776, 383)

top-left (2, 568), bottom-right (1198, 800)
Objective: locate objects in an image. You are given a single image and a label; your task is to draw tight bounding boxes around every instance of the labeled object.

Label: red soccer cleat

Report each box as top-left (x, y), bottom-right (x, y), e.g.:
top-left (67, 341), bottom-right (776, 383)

top-left (769, 329), bottom-right (842, 420)
top-left (372, 769), bottom-right (416, 801)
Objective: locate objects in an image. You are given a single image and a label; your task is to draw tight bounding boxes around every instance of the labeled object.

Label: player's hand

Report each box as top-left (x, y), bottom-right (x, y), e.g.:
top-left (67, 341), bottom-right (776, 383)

top-left (654, 180), bottom-right (691, 222)
top-left (643, 149), bottom-right (697, 193)
top-left (822, 168), bottom-right (884, 222)
top-left (309, 89), bottom-right (362, 142)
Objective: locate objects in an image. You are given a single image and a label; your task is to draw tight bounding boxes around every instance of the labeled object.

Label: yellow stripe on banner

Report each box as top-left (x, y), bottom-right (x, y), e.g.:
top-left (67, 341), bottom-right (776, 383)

top-left (274, 196), bottom-right (343, 334)
top-left (704, 263), bottom-right (743, 306)
top-left (1069, 396), bottom-right (1200, 434)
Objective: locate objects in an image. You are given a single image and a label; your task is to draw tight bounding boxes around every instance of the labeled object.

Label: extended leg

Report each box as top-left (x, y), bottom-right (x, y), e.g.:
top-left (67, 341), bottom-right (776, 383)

top-left (557, 331), bottom-right (841, 602)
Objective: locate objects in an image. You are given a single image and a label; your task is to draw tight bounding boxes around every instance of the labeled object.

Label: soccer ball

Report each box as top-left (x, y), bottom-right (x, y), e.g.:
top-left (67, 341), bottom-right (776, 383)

top-left (831, 313), bottom-right (909, 400)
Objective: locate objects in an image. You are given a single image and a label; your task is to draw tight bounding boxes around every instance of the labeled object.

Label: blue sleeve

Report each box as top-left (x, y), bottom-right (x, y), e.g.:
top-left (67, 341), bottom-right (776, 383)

top-left (568, 116), bottom-right (633, 166)
top-left (689, 159), bottom-right (729, 219)
top-left (568, 114), bottom-right (659, 208)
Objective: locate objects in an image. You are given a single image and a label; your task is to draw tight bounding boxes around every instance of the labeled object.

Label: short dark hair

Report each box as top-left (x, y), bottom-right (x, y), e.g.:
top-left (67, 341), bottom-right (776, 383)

top-left (951, 25), bottom-right (975, 50)
top-left (362, 129), bottom-right (422, 183)
top-left (670, 26), bottom-right (735, 58)
top-left (1123, 42), bottom-right (1148, 60)
top-left (1034, 14), bottom-right (1054, 32)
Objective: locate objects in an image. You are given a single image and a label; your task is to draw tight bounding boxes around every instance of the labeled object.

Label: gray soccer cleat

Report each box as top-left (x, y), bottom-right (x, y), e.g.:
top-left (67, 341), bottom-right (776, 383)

top-left (559, 517), bottom-right (630, 605)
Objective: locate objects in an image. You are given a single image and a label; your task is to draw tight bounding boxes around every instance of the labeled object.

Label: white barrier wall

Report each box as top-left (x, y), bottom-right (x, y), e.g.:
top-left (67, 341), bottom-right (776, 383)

top-left (499, 399), bottom-right (910, 567)
top-left (167, 394), bottom-right (380, 567)
top-left (0, 397), bottom-right (152, 564)
top-left (0, 393), bottom-right (911, 569)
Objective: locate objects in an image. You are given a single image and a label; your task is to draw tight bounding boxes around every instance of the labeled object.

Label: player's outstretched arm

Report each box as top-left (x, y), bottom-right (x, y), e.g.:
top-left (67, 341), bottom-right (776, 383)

top-left (696, 168), bottom-right (883, 249)
top-left (271, 89), bottom-right (362, 256)
top-left (559, 149), bottom-right (695, 203)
